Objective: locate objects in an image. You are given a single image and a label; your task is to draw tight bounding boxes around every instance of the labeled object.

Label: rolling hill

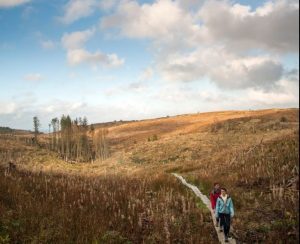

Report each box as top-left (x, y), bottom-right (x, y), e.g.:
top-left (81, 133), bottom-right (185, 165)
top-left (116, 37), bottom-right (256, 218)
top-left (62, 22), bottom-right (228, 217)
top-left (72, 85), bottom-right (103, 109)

top-left (0, 108), bottom-right (298, 243)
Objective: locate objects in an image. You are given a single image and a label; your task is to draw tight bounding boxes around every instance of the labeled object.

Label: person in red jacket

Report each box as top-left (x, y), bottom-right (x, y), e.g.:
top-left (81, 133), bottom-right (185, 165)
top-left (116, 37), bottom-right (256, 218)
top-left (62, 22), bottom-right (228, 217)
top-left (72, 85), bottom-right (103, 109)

top-left (210, 182), bottom-right (221, 226)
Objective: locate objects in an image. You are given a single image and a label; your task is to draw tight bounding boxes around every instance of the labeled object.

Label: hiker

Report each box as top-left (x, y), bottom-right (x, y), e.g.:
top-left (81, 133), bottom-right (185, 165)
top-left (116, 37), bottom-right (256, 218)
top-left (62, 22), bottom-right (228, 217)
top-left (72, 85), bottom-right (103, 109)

top-left (215, 187), bottom-right (234, 243)
top-left (210, 182), bottom-right (221, 226)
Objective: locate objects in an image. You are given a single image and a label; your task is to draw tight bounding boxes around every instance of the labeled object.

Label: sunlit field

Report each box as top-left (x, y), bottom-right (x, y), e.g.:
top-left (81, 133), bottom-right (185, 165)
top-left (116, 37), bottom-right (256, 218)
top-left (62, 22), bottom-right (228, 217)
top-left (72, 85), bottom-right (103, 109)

top-left (0, 109), bottom-right (298, 243)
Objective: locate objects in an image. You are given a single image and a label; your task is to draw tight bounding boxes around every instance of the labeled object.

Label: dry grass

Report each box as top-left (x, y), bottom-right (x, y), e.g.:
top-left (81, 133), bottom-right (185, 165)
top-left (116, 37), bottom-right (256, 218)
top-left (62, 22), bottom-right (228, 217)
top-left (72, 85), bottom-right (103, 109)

top-left (105, 108), bottom-right (296, 151)
top-left (0, 108), bottom-right (299, 243)
top-left (185, 134), bottom-right (299, 242)
top-left (0, 169), bottom-right (216, 243)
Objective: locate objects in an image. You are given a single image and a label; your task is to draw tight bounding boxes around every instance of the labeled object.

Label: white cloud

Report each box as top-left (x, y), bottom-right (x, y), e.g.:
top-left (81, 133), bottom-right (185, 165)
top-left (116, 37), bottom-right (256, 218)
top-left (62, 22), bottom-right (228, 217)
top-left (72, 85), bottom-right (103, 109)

top-left (247, 89), bottom-right (297, 106)
top-left (0, 97), bottom-right (157, 130)
top-left (105, 80), bottom-right (148, 96)
top-left (0, 101), bottom-right (17, 115)
top-left (104, 67), bottom-right (153, 96)
top-left (100, 0), bottom-right (198, 47)
top-left (61, 28), bottom-right (95, 50)
top-left (199, 91), bottom-right (231, 104)
top-left (1, 77), bottom-right (298, 130)
top-left (2, 0), bottom-right (298, 130)
top-left (151, 83), bottom-right (230, 104)
top-left (198, 0), bottom-right (299, 53)
top-left (60, 0), bottom-right (122, 24)
top-left (67, 48), bottom-right (124, 67)
top-left (209, 55), bottom-right (284, 90)
top-left (152, 74), bottom-right (298, 110)
top-left (60, 0), bottom-right (97, 24)
top-left (101, 0), bottom-right (298, 89)
top-left (246, 76), bottom-right (299, 106)
top-left (0, 0), bottom-right (31, 8)
top-left (158, 47), bottom-right (284, 89)
top-left (128, 82), bottom-right (148, 93)
top-left (0, 93), bottom-right (36, 121)
top-left (139, 67), bottom-right (154, 81)
top-left (177, 0), bottom-right (204, 10)
top-left (44, 100), bottom-right (87, 114)
top-left (61, 28), bottom-right (124, 68)
top-left (99, 0), bottom-right (119, 11)
top-left (153, 84), bottom-right (196, 102)
top-left (101, 0), bottom-right (298, 52)
top-left (0, 97), bottom-right (90, 130)
top-left (24, 73), bottom-right (43, 81)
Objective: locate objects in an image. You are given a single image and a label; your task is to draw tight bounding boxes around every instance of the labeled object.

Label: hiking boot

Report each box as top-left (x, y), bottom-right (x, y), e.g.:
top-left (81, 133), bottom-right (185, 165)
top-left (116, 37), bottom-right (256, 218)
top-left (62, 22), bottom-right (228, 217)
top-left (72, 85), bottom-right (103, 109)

top-left (225, 235), bottom-right (229, 242)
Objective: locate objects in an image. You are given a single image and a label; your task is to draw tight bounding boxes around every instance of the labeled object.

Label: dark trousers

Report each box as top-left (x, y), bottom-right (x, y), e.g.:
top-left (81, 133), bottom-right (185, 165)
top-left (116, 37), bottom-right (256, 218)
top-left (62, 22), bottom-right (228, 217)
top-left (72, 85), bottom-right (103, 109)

top-left (219, 213), bottom-right (231, 237)
top-left (216, 215), bottom-right (221, 228)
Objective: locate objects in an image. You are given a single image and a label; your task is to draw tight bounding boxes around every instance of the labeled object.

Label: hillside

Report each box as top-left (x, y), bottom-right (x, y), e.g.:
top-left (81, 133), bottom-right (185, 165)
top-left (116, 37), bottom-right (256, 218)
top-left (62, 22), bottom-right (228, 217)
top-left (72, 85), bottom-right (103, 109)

top-left (0, 126), bottom-right (32, 135)
top-left (102, 108), bottom-right (298, 152)
top-left (0, 108), bottom-right (299, 243)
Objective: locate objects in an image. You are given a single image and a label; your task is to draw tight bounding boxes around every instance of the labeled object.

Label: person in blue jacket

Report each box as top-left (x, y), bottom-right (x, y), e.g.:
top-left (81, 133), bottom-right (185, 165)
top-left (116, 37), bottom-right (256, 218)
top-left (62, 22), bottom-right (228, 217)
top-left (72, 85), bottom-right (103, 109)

top-left (215, 187), bottom-right (234, 242)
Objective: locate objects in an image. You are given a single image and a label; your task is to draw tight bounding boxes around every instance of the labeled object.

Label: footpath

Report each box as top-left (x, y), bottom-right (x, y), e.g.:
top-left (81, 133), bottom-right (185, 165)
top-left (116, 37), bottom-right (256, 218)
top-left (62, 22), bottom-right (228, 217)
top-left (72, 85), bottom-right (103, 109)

top-left (172, 173), bottom-right (236, 244)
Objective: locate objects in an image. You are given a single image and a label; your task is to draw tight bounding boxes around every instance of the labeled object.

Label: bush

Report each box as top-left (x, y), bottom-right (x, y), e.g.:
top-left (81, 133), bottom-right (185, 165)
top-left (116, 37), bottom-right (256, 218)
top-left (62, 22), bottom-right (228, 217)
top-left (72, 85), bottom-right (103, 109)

top-left (148, 135), bottom-right (158, 142)
top-left (280, 116), bottom-right (288, 122)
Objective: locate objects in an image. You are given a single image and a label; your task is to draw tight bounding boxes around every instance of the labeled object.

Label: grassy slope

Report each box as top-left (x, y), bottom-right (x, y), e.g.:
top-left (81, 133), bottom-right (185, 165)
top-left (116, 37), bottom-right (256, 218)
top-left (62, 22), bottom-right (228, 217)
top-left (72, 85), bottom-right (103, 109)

top-left (0, 170), bottom-right (216, 243)
top-left (0, 108), bottom-right (299, 243)
top-left (111, 108), bottom-right (299, 242)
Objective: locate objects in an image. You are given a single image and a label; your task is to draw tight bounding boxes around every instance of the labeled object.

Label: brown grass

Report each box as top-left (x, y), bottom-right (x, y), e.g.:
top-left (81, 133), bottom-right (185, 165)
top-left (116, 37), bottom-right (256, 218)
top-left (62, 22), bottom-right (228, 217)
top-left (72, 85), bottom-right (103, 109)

top-left (0, 108), bottom-right (299, 243)
top-left (0, 169), bottom-right (216, 243)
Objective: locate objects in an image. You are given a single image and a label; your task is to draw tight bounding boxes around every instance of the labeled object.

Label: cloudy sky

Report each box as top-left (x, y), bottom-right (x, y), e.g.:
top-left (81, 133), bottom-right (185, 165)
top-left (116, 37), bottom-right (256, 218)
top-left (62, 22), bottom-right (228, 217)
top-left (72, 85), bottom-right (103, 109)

top-left (0, 0), bottom-right (299, 130)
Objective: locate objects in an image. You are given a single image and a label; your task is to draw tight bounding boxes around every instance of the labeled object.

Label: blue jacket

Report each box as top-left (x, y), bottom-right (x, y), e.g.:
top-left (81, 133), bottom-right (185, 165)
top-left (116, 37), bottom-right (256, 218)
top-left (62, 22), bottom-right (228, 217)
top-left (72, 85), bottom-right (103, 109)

top-left (215, 195), bottom-right (234, 218)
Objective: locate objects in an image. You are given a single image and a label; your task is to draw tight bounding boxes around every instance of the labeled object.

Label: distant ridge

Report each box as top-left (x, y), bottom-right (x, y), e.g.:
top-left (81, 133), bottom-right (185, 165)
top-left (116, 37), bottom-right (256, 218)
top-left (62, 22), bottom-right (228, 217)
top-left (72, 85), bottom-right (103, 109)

top-left (0, 126), bottom-right (13, 133)
top-left (0, 126), bottom-right (32, 134)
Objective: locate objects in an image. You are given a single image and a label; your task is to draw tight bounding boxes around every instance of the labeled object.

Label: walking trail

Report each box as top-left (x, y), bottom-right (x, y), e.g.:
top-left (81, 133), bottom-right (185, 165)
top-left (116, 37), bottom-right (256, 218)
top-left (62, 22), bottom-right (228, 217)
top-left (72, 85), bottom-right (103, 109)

top-left (172, 173), bottom-right (236, 244)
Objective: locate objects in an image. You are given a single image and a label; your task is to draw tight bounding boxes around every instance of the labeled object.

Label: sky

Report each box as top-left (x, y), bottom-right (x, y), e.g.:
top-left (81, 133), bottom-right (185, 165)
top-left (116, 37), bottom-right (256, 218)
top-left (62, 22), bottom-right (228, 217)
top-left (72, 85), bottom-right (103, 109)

top-left (0, 0), bottom-right (299, 130)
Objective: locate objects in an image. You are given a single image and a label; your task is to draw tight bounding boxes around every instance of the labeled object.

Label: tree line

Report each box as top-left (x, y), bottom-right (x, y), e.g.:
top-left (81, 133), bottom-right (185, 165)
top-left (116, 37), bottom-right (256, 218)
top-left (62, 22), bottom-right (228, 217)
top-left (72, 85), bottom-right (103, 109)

top-left (33, 115), bottom-right (109, 162)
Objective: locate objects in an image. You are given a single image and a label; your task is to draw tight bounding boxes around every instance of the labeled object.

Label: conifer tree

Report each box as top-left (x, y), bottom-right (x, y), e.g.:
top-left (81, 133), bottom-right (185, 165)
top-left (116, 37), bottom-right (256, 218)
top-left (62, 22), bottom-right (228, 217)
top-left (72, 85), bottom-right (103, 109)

top-left (33, 116), bottom-right (40, 144)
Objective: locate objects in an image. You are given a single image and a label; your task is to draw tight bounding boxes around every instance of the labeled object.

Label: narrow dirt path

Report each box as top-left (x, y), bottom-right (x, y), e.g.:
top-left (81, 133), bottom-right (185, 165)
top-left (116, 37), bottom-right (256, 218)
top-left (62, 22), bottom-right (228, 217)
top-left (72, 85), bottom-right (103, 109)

top-left (172, 173), bottom-right (236, 244)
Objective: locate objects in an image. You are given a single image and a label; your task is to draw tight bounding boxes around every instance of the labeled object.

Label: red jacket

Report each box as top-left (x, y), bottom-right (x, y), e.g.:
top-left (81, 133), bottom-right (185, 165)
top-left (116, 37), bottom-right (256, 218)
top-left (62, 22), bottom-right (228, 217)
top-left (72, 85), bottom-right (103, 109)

top-left (210, 189), bottom-right (221, 210)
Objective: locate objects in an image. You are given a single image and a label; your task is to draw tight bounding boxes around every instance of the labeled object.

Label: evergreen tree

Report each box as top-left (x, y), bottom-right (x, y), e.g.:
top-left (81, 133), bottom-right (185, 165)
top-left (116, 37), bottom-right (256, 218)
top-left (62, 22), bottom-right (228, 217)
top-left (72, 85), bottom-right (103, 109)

top-left (46, 115), bottom-right (109, 162)
top-left (33, 116), bottom-right (40, 144)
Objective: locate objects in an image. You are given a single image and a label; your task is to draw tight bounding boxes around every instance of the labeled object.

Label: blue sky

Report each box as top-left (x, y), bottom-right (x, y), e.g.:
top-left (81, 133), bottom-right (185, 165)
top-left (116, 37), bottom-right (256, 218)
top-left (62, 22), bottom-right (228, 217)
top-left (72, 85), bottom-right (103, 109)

top-left (0, 0), bottom-right (299, 130)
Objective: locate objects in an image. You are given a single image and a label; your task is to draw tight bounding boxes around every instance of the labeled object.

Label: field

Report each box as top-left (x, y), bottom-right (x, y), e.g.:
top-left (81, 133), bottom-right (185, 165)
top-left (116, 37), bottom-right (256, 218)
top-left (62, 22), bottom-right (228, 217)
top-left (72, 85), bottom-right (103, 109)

top-left (0, 108), bottom-right (299, 243)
